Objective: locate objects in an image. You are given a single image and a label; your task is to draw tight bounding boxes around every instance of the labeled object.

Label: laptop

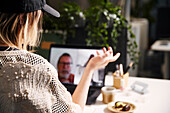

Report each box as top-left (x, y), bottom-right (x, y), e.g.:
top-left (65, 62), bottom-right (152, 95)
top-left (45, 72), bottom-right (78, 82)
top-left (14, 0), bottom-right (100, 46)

top-left (48, 44), bottom-right (105, 104)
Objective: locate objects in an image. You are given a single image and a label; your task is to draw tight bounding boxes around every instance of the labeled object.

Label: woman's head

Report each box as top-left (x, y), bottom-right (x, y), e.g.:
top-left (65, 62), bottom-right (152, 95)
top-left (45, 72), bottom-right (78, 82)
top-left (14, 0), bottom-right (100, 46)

top-left (0, 10), bottom-right (42, 50)
top-left (0, 0), bottom-right (60, 50)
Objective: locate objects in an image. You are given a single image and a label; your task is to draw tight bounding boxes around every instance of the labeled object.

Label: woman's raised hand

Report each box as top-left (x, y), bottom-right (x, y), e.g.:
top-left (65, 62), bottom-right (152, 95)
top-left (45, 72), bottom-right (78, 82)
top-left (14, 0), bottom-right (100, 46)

top-left (72, 46), bottom-right (120, 109)
top-left (88, 46), bottom-right (120, 71)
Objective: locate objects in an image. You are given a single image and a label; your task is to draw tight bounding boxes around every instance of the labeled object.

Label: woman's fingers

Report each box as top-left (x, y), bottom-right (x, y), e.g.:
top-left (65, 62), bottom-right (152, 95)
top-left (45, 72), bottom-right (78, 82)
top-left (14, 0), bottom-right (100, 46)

top-left (96, 50), bottom-right (100, 55)
top-left (111, 53), bottom-right (120, 62)
top-left (97, 47), bottom-right (120, 62)
top-left (105, 50), bottom-right (110, 57)
top-left (103, 47), bottom-right (113, 57)
top-left (108, 46), bottom-right (113, 55)
top-left (93, 47), bottom-right (120, 70)
top-left (97, 52), bottom-right (120, 68)
top-left (103, 47), bottom-right (113, 55)
top-left (104, 52), bottom-right (120, 62)
top-left (97, 47), bottom-right (112, 56)
top-left (103, 47), bottom-right (107, 53)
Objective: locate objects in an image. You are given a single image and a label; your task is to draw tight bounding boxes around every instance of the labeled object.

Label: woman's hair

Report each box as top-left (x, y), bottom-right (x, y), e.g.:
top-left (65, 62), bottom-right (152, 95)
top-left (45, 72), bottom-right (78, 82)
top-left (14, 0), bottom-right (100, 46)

top-left (0, 10), bottom-right (43, 50)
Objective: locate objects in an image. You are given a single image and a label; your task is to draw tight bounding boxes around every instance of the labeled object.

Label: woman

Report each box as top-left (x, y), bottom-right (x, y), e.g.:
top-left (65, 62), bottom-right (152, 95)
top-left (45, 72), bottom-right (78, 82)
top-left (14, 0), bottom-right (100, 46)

top-left (0, 0), bottom-right (120, 113)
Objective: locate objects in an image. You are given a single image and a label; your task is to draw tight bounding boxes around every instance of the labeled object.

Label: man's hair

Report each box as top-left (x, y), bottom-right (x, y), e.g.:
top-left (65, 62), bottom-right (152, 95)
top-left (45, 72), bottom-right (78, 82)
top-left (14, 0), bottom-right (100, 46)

top-left (57, 53), bottom-right (72, 65)
top-left (0, 11), bottom-right (43, 50)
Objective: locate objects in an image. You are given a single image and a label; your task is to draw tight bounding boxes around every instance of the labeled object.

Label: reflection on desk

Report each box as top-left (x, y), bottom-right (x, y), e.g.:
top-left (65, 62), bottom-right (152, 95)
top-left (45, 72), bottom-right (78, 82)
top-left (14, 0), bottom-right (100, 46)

top-left (85, 77), bottom-right (170, 113)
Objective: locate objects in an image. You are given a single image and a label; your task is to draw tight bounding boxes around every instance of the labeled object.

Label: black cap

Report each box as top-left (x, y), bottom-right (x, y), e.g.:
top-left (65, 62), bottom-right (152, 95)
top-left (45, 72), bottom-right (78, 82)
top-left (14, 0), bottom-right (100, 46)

top-left (0, 0), bottom-right (60, 17)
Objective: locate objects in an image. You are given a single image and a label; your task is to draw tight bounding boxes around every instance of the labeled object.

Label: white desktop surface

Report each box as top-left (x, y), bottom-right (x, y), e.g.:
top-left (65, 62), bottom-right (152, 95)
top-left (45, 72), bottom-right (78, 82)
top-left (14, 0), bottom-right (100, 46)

top-left (151, 40), bottom-right (170, 79)
top-left (85, 77), bottom-right (170, 113)
top-left (151, 40), bottom-right (170, 51)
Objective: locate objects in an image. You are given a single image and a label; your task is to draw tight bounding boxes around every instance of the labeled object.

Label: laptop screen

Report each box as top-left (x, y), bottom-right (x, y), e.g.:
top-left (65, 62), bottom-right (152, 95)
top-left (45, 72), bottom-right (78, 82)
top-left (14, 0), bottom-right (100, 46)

top-left (49, 44), bottom-right (105, 86)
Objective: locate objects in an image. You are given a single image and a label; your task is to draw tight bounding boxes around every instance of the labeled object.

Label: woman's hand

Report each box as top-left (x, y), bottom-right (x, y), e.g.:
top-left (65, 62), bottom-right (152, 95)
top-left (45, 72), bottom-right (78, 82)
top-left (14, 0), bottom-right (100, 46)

top-left (72, 46), bottom-right (120, 109)
top-left (88, 46), bottom-right (120, 71)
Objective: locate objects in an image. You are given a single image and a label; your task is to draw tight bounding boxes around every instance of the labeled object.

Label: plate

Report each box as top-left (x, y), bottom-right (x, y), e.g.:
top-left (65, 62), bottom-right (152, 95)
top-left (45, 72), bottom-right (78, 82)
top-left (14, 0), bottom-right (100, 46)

top-left (107, 101), bottom-right (136, 113)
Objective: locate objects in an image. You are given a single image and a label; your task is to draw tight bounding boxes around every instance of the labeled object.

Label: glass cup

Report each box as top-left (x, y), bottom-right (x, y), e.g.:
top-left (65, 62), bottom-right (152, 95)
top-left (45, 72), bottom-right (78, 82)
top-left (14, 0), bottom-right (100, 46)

top-left (101, 86), bottom-right (117, 104)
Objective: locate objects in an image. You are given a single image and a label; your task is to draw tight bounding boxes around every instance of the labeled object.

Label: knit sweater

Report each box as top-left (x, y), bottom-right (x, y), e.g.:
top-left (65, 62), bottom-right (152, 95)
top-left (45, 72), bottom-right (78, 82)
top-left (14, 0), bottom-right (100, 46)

top-left (0, 50), bottom-right (82, 113)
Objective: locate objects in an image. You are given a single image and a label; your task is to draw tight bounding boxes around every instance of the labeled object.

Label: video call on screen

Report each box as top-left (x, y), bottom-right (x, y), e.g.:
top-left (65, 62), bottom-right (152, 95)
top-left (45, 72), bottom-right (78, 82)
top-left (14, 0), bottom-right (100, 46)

top-left (49, 47), bottom-right (105, 86)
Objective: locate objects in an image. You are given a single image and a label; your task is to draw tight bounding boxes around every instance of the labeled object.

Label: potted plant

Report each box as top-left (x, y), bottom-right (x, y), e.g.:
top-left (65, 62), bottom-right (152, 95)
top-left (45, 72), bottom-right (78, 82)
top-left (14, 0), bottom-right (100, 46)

top-left (42, 0), bottom-right (139, 68)
top-left (84, 0), bottom-right (139, 68)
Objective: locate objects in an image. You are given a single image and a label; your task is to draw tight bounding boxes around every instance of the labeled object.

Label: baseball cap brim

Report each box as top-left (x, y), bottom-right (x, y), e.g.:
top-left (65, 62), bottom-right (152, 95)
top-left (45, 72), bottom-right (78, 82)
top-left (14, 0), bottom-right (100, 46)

top-left (42, 4), bottom-right (60, 17)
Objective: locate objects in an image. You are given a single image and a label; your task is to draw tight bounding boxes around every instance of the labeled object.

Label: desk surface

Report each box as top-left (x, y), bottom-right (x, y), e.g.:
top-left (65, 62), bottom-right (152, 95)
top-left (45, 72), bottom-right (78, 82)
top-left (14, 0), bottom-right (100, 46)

top-left (85, 77), bottom-right (170, 113)
top-left (151, 40), bottom-right (170, 79)
top-left (151, 40), bottom-right (170, 51)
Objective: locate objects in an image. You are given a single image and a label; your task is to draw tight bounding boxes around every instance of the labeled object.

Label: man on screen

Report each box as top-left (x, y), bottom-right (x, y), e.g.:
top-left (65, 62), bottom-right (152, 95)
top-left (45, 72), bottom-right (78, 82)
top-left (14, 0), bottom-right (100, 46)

top-left (57, 53), bottom-right (75, 83)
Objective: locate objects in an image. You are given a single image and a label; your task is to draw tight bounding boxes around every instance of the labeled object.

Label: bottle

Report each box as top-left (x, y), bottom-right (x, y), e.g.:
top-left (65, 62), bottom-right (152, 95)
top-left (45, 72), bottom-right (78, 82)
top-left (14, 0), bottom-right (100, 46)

top-left (105, 72), bottom-right (113, 86)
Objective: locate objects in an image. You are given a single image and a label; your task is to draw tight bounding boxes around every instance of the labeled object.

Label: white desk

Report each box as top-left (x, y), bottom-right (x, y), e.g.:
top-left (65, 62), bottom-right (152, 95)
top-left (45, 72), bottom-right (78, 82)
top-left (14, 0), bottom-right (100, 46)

top-left (85, 77), bottom-right (170, 113)
top-left (151, 40), bottom-right (170, 79)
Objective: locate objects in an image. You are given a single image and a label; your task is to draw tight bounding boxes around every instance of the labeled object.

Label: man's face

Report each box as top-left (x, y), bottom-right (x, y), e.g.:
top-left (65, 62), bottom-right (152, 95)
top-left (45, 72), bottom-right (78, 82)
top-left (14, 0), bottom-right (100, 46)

top-left (57, 56), bottom-right (72, 79)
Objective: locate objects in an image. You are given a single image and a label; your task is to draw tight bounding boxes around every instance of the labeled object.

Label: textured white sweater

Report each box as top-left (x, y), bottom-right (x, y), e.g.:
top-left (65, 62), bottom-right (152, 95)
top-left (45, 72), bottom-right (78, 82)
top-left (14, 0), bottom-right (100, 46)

top-left (0, 50), bottom-right (81, 113)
